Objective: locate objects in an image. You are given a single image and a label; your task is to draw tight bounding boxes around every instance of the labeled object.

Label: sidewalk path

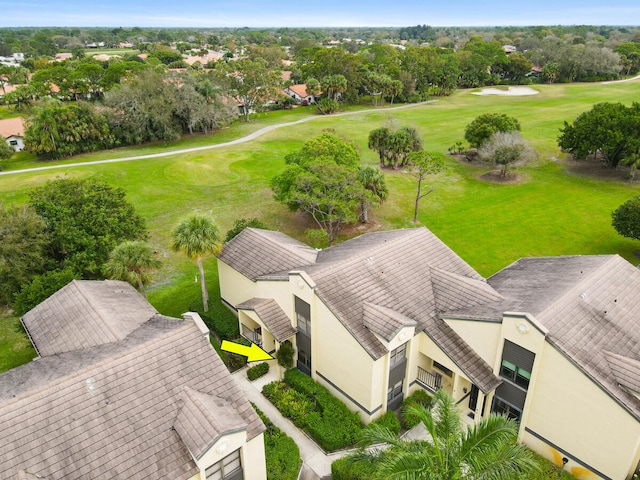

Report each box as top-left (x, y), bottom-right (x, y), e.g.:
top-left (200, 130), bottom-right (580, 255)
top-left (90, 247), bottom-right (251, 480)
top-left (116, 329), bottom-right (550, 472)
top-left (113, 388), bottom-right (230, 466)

top-left (0, 101), bottom-right (437, 177)
top-left (233, 367), bottom-right (347, 479)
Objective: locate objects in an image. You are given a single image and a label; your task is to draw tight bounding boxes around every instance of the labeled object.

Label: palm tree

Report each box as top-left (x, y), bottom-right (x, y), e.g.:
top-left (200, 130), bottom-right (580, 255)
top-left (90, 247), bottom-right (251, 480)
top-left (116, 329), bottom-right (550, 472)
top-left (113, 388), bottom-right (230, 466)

top-left (358, 166), bottom-right (388, 223)
top-left (171, 213), bottom-right (220, 312)
top-left (103, 240), bottom-right (161, 299)
top-left (350, 389), bottom-right (538, 480)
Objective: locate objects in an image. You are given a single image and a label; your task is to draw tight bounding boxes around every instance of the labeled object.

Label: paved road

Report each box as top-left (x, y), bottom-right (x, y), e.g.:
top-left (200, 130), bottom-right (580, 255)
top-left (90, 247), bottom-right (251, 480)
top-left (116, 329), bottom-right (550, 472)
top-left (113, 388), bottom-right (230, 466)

top-left (0, 101), bottom-right (436, 177)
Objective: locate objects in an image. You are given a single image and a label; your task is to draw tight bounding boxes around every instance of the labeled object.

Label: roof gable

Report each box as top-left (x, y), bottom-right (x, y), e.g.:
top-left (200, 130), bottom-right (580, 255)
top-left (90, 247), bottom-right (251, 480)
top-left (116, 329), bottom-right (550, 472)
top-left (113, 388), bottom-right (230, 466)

top-left (363, 302), bottom-right (416, 342)
top-left (218, 228), bottom-right (318, 281)
top-left (22, 280), bottom-right (157, 356)
top-left (174, 387), bottom-right (248, 460)
top-left (237, 298), bottom-right (296, 342)
top-left (0, 117), bottom-right (25, 138)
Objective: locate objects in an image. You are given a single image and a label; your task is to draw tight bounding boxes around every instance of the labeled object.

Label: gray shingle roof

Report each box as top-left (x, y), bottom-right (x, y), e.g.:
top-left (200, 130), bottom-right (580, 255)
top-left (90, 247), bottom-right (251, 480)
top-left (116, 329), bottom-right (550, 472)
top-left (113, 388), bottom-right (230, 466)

top-left (222, 228), bottom-right (502, 389)
top-left (237, 298), bottom-right (297, 342)
top-left (0, 283), bottom-right (264, 480)
top-left (21, 280), bottom-right (158, 357)
top-left (485, 255), bottom-right (640, 420)
top-left (174, 387), bottom-right (248, 460)
top-left (604, 352), bottom-right (640, 395)
top-left (218, 228), bottom-right (318, 281)
top-left (363, 303), bottom-right (416, 342)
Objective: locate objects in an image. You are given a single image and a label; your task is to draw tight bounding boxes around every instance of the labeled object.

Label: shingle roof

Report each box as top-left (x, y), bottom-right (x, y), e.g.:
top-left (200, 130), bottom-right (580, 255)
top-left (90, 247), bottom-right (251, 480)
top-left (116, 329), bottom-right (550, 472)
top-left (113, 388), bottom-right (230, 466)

top-left (218, 228), bottom-right (318, 281)
top-left (174, 387), bottom-right (248, 460)
top-left (0, 284), bottom-right (264, 479)
top-left (363, 303), bottom-right (416, 342)
top-left (22, 280), bottom-right (157, 357)
top-left (485, 255), bottom-right (640, 419)
top-left (604, 352), bottom-right (640, 395)
top-left (223, 228), bottom-right (502, 390)
top-left (237, 298), bottom-right (297, 342)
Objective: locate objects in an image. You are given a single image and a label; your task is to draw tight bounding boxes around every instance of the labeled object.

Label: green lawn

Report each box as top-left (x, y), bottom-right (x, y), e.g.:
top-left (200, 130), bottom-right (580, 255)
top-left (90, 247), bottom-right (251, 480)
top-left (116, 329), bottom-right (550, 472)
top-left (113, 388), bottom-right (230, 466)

top-left (0, 310), bottom-right (36, 372)
top-left (1, 80), bottom-right (640, 372)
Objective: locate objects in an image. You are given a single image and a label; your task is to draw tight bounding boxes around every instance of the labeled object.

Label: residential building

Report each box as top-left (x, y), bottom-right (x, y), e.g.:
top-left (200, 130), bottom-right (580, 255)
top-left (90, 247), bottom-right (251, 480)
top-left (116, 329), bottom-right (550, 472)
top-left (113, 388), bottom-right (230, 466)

top-left (0, 117), bottom-right (25, 151)
top-left (218, 227), bottom-right (640, 480)
top-left (283, 84), bottom-right (318, 104)
top-left (0, 280), bottom-right (267, 480)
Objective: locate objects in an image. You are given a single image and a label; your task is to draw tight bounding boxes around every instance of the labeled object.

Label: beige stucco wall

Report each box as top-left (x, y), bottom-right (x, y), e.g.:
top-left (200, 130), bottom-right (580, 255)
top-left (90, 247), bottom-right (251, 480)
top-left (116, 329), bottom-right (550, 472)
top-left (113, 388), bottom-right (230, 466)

top-left (189, 432), bottom-right (267, 480)
top-left (443, 317), bottom-right (502, 366)
top-left (312, 296), bottom-right (384, 422)
top-left (523, 344), bottom-right (640, 480)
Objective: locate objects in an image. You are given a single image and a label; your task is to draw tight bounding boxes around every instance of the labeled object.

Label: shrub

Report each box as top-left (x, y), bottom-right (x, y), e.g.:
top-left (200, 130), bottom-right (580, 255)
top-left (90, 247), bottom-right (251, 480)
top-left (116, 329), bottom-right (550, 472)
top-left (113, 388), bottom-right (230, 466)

top-left (331, 455), bottom-right (374, 480)
top-left (316, 97), bottom-right (339, 115)
top-left (252, 404), bottom-right (301, 480)
top-left (199, 311), bottom-right (239, 340)
top-left (368, 410), bottom-right (401, 435)
top-left (275, 340), bottom-right (295, 369)
top-left (478, 131), bottom-right (537, 177)
top-left (401, 389), bottom-right (433, 429)
top-left (464, 113), bottom-right (521, 148)
top-left (13, 268), bottom-right (78, 316)
top-left (612, 195), bottom-right (640, 241)
top-left (247, 362), bottom-right (270, 381)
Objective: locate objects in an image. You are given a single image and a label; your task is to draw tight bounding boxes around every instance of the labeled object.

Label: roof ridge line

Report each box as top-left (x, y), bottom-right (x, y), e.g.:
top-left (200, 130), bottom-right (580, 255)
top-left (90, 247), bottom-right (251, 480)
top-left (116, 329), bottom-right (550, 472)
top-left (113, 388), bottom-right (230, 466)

top-left (251, 228), bottom-right (318, 264)
top-left (430, 266), bottom-right (504, 299)
top-left (74, 280), bottom-right (122, 341)
top-left (2, 318), bottom-right (192, 407)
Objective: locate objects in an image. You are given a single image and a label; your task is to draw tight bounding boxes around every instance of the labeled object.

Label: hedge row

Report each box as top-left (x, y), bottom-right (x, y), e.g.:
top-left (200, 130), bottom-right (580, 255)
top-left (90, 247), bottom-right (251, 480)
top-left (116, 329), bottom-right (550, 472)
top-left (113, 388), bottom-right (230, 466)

top-left (252, 404), bottom-right (301, 480)
top-left (247, 362), bottom-right (270, 381)
top-left (262, 369), bottom-right (364, 451)
top-left (331, 456), bottom-right (374, 480)
top-left (199, 311), bottom-right (239, 340)
top-left (368, 410), bottom-right (401, 435)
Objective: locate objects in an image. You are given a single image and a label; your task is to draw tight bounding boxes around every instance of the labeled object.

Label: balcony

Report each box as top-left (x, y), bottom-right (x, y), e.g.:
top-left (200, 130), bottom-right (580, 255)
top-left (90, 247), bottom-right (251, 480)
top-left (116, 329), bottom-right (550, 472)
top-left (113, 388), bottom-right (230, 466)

top-left (417, 366), bottom-right (442, 392)
top-left (241, 324), bottom-right (262, 345)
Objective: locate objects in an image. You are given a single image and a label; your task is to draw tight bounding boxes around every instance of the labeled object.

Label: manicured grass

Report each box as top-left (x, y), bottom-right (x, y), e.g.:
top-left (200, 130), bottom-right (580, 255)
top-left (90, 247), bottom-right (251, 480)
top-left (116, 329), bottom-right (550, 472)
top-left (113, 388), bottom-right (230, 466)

top-left (1, 80), bottom-right (639, 373)
top-left (0, 310), bottom-right (36, 372)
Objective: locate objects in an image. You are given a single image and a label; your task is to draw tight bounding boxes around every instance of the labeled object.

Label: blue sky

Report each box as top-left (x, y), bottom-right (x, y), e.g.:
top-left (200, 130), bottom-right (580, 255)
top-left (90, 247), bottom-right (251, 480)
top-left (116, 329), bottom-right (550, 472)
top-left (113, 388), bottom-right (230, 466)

top-left (1, 0), bottom-right (639, 28)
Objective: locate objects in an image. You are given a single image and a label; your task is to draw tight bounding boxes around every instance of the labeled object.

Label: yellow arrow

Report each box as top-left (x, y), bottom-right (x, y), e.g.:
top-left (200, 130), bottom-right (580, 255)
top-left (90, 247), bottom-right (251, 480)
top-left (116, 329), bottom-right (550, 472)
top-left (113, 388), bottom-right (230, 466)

top-left (220, 341), bottom-right (273, 362)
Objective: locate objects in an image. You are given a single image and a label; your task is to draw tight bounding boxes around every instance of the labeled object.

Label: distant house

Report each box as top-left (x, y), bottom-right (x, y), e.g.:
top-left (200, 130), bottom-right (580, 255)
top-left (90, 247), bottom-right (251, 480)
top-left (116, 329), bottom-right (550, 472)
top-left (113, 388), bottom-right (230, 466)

top-left (283, 84), bottom-right (318, 104)
top-left (0, 280), bottom-right (267, 480)
top-left (503, 44), bottom-right (517, 54)
top-left (0, 117), bottom-right (25, 152)
top-left (219, 227), bottom-right (640, 480)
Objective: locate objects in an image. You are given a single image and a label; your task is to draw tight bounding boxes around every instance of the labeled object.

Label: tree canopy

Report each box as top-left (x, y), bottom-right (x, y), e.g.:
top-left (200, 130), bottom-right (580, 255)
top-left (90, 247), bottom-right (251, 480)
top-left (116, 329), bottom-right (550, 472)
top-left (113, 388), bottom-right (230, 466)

top-left (558, 102), bottom-right (640, 169)
top-left (271, 133), bottom-right (374, 245)
top-left (28, 177), bottom-right (148, 277)
top-left (103, 240), bottom-right (161, 298)
top-left (464, 113), bottom-right (521, 149)
top-left (612, 195), bottom-right (640, 242)
top-left (478, 131), bottom-right (537, 177)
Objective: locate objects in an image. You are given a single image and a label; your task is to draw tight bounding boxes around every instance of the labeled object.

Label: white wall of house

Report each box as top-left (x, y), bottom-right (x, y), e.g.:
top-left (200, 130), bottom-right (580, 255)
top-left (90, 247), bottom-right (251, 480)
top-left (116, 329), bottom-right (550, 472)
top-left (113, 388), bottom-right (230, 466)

top-left (5, 135), bottom-right (23, 152)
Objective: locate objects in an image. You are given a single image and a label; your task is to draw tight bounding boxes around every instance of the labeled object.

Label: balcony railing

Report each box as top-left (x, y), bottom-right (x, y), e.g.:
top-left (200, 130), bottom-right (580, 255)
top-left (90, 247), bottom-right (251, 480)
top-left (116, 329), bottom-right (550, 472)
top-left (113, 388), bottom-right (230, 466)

top-left (241, 324), bottom-right (262, 345)
top-left (417, 366), bottom-right (442, 392)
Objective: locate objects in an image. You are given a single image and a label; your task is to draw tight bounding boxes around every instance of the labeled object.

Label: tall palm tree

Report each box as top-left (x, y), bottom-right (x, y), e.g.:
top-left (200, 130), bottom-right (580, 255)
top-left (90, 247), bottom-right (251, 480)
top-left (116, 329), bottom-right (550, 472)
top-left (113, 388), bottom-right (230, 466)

top-left (350, 389), bottom-right (538, 480)
top-left (171, 213), bottom-right (220, 312)
top-left (103, 240), bottom-right (161, 299)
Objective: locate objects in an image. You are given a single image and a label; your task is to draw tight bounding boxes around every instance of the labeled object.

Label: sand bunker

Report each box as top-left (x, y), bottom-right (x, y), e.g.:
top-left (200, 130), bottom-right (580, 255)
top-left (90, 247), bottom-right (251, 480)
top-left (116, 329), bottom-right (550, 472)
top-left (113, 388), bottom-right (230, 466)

top-left (472, 86), bottom-right (539, 96)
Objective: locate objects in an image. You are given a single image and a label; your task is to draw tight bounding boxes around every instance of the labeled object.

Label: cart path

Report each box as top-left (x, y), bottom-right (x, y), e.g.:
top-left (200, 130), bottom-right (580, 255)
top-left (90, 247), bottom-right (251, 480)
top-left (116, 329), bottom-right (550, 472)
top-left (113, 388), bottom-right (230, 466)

top-left (0, 101), bottom-right (437, 177)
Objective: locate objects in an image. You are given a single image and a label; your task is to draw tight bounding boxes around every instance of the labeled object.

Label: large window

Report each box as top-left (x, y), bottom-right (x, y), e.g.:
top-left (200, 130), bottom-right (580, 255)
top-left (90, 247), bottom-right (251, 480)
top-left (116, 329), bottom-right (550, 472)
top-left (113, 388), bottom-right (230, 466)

top-left (500, 360), bottom-right (531, 389)
top-left (295, 296), bottom-right (311, 336)
top-left (389, 343), bottom-right (407, 369)
top-left (205, 449), bottom-right (243, 480)
top-left (492, 398), bottom-right (522, 422)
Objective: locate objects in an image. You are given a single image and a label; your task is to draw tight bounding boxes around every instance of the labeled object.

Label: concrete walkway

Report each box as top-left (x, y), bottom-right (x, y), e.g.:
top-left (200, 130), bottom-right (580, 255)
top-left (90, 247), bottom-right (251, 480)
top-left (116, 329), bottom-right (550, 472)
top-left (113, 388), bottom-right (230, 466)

top-left (233, 367), bottom-right (347, 479)
top-left (233, 367), bottom-right (429, 480)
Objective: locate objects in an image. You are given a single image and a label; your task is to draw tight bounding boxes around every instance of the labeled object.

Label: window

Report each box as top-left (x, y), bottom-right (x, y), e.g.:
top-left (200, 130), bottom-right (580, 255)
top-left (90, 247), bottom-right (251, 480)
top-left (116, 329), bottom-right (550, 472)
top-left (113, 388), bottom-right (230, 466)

top-left (298, 349), bottom-right (311, 370)
top-left (500, 360), bottom-right (531, 389)
top-left (297, 312), bottom-right (311, 335)
top-left (387, 379), bottom-right (403, 401)
top-left (9, 140), bottom-right (17, 146)
top-left (205, 449), bottom-right (243, 480)
top-left (433, 361), bottom-right (453, 377)
top-left (492, 398), bottom-right (522, 422)
top-left (389, 343), bottom-right (407, 369)
top-left (295, 296), bottom-right (311, 337)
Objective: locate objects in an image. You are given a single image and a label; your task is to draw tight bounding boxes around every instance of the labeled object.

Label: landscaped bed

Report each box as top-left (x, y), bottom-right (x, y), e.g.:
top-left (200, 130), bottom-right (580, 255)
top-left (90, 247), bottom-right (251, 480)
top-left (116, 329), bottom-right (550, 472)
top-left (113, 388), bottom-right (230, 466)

top-left (252, 404), bottom-right (301, 480)
top-left (262, 369), bottom-right (364, 451)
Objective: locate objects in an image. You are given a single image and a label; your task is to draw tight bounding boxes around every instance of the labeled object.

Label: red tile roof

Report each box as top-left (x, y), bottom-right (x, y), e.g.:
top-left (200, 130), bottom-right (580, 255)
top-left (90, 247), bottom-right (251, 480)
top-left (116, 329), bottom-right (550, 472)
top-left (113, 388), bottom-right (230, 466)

top-left (0, 117), bottom-right (25, 138)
